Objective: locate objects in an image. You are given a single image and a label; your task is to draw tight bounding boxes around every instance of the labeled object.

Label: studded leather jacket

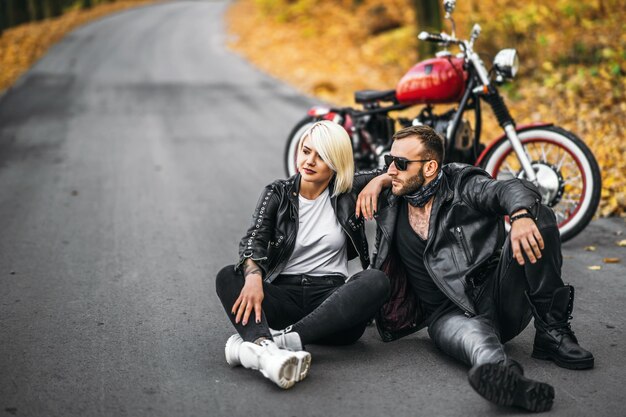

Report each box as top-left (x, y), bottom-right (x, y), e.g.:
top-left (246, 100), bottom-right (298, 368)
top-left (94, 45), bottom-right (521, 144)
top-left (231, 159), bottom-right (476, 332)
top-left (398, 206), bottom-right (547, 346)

top-left (236, 171), bottom-right (379, 282)
top-left (371, 163), bottom-right (542, 342)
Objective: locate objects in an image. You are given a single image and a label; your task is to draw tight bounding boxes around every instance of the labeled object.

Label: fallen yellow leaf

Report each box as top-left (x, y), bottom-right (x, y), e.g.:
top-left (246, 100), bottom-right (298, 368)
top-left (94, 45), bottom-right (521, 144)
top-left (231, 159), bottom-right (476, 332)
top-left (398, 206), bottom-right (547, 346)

top-left (588, 266), bottom-right (602, 270)
top-left (617, 240), bottom-right (626, 247)
top-left (603, 258), bottom-right (620, 263)
top-left (584, 246), bottom-right (597, 251)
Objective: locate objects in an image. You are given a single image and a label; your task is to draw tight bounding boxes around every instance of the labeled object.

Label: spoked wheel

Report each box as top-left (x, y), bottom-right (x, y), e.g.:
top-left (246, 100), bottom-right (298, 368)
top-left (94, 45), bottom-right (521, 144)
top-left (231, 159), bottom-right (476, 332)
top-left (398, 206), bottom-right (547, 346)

top-left (283, 116), bottom-right (318, 177)
top-left (481, 126), bottom-right (601, 242)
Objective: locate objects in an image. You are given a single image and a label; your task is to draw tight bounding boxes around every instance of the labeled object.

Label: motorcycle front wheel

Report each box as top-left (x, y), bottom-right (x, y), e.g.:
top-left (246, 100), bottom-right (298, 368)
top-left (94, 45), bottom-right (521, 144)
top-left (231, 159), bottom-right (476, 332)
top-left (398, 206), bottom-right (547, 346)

top-left (284, 116), bottom-right (318, 177)
top-left (480, 126), bottom-right (601, 242)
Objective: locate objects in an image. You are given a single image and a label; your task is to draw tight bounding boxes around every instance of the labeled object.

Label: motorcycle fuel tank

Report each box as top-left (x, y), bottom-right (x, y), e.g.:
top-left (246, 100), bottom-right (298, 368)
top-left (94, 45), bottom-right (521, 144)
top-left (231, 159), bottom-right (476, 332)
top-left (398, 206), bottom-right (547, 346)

top-left (396, 57), bottom-right (467, 104)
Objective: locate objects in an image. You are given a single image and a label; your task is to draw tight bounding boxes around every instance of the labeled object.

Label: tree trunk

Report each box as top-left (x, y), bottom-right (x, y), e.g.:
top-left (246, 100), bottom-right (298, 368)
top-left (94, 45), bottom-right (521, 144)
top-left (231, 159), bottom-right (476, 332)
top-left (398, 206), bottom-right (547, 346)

top-left (27, 0), bottom-right (44, 21)
top-left (42, 0), bottom-right (63, 19)
top-left (413, 0), bottom-right (443, 59)
top-left (0, 0), bottom-right (5, 34)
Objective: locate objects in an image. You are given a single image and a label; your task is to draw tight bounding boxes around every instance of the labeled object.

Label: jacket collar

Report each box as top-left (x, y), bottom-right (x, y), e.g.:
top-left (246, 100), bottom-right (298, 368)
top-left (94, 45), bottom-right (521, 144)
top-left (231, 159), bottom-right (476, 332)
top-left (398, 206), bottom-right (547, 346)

top-left (287, 173), bottom-right (301, 203)
top-left (287, 173), bottom-right (338, 217)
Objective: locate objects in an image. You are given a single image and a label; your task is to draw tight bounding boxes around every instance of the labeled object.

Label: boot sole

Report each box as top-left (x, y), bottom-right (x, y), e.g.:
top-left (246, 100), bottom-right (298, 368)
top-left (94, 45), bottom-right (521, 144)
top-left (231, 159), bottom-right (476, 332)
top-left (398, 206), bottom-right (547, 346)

top-left (293, 351), bottom-right (311, 382)
top-left (224, 334), bottom-right (242, 367)
top-left (532, 347), bottom-right (594, 370)
top-left (468, 363), bottom-right (554, 413)
top-left (260, 356), bottom-right (298, 389)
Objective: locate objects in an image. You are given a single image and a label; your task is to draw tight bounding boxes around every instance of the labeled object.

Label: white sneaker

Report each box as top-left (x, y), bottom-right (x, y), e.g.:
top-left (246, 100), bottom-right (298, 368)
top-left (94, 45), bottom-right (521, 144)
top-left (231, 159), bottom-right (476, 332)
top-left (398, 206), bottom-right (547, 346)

top-left (238, 340), bottom-right (300, 389)
top-left (269, 328), bottom-right (311, 381)
top-left (270, 326), bottom-right (304, 351)
top-left (224, 334), bottom-right (311, 384)
top-left (224, 334), bottom-right (244, 367)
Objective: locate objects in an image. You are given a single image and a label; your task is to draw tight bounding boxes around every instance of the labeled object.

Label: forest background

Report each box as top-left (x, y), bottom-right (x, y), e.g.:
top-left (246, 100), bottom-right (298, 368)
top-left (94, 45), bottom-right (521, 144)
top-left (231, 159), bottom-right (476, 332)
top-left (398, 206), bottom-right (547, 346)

top-left (0, 0), bottom-right (624, 216)
top-left (228, 0), bottom-right (626, 217)
top-left (0, 0), bottom-right (153, 89)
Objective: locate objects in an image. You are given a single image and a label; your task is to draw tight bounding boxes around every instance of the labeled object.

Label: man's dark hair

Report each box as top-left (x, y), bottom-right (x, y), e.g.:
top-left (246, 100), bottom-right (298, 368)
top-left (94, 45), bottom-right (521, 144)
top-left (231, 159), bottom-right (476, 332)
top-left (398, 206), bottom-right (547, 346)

top-left (392, 125), bottom-right (445, 168)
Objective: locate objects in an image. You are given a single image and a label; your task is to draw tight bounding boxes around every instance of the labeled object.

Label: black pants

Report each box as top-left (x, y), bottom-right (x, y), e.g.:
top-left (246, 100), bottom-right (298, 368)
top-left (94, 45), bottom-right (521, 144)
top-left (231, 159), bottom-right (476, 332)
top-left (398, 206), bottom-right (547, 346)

top-left (216, 267), bottom-right (390, 345)
top-left (427, 205), bottom-right (564, 367)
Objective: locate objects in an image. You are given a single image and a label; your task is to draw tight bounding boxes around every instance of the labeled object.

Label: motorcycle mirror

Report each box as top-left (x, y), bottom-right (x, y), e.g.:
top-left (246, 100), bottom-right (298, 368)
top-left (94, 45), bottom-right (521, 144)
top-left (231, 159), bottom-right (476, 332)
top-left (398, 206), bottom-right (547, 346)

top-left (443, 0), bottom-right (457, 39)
top-left (471, 24), bottom-right (481, 37)
top-left (469, 23), bottom-right (481, 47)
top-left (443, 0), bottom-right (456, 14)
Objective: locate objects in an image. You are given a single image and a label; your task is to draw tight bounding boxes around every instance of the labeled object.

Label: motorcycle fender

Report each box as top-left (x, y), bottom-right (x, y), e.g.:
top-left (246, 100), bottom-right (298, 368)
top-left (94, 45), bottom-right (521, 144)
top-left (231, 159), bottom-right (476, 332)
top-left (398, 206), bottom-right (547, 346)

top-left (306, 107), bottom-right (353, 133)
top-left (307, 106), bottom-right (333, 117)
top-left (475, 123), bottom-right (554, 166)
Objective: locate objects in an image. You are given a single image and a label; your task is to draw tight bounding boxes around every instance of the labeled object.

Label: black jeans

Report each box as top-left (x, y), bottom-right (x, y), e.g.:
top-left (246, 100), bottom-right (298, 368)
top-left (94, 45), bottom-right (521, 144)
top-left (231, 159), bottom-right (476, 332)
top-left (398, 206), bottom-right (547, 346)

top-left (215, 266), bottom-right (390, 345)
top-left (427, 205), bottom-right (564, 367)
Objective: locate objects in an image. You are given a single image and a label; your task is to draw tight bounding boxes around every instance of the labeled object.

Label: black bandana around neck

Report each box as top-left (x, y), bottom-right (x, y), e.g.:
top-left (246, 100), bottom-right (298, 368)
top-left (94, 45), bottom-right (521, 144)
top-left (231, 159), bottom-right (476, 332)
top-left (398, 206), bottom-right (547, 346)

top-left (403, 171), bottom-right (443, 207)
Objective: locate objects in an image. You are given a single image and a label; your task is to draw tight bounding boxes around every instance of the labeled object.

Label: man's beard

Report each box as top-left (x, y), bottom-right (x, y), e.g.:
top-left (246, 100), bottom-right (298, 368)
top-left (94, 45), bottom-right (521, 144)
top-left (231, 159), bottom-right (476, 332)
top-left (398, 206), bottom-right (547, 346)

top-left (392, 168), bottom-right (425, 196)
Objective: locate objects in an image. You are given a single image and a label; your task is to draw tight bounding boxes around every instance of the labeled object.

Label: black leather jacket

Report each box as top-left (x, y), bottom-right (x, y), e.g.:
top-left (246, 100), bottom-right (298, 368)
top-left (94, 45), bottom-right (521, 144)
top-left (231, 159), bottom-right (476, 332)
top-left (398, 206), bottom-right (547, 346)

top-left (236, 172), bottom-right (378, 281)
top-left (372, 163), bottom-right (541, 342)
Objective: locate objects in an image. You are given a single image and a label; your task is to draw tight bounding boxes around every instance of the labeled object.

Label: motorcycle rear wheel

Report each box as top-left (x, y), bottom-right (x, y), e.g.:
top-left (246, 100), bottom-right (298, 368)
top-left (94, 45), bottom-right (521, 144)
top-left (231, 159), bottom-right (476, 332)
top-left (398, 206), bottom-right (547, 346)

top-left (284, 116), bottom-right (318, 177)
top-left (480, 126), bottom-right (601, 242)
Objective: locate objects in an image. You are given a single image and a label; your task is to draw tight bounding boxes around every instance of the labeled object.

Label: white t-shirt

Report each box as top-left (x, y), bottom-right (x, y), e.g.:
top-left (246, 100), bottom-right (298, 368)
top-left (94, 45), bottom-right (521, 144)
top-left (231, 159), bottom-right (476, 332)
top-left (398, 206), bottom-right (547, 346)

top-left (281, 188), bottom-right (349, 277)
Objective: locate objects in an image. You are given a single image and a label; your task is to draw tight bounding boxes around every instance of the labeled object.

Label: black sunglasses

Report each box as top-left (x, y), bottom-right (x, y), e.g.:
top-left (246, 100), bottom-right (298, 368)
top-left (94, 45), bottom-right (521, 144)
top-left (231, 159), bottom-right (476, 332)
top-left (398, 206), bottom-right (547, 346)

top-left (384, 154), bottom-right (431, 171)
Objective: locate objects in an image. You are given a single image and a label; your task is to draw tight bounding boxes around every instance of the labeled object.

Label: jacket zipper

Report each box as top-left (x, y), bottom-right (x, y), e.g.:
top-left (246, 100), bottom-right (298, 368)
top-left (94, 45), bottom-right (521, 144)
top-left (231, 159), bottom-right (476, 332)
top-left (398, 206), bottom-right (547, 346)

top-left (266, 225), bottom-right (298, 280)
top-left (265, 196), bottom-right (299, 280)
top-left (455, 226), bottom-right (473, 264)
top-left (422, 254), bottom-right (474, 318)
top-left (339, 222), bottom-right (361, 261)
top-left (333, 199), bottom-right (363, 262)
top-left (421, 206), bottom-right (475, 318)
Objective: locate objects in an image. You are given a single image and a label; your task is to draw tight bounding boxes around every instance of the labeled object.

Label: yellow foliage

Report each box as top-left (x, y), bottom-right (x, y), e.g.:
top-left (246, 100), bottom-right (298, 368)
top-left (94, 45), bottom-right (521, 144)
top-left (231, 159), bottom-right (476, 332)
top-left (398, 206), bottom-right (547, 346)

top-left (0, 1), bottom-right (157, 92)
top-left (228, 0), bottom-right (626, 217)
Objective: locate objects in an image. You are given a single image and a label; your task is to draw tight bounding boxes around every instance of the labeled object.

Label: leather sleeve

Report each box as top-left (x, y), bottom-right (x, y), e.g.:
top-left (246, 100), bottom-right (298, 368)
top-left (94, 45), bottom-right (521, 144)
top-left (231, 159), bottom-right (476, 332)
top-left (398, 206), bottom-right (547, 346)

top-left (352, 168), bottom-right (384, 195)
top-left (235, 183), bottom-right (281, 276)
top-left (459, 168), bottom-right (542, 217)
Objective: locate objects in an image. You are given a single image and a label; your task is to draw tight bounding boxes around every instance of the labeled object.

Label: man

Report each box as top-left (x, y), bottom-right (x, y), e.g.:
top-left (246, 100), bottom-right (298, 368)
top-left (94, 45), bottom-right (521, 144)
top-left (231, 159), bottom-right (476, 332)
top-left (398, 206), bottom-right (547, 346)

top-left (356, 125), bottom-right (593, 412)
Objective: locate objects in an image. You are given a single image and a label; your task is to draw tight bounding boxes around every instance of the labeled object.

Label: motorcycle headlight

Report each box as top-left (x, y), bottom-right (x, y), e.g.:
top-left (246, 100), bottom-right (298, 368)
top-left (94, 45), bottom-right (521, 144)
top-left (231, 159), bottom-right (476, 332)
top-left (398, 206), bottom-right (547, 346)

top-left (493, 49), bottom-right (519, 79)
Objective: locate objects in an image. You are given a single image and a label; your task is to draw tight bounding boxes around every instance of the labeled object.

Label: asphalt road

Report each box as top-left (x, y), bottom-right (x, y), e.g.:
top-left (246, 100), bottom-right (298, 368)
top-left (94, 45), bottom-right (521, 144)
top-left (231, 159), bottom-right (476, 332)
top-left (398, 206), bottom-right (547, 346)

top-left (1, 1), bottom-right (625, 416)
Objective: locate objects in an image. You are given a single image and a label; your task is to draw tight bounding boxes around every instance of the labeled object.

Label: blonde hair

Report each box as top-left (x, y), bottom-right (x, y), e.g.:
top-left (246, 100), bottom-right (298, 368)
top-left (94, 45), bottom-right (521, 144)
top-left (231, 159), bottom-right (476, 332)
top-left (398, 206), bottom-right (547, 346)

top-left (299, 120), bottom-right (354, 196)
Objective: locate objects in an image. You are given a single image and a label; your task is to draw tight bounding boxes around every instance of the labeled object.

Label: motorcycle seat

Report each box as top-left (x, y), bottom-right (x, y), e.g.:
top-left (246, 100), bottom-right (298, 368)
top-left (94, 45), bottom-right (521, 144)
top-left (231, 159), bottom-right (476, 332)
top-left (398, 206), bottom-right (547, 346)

top-left (354, 89), bottom-right (397, 104)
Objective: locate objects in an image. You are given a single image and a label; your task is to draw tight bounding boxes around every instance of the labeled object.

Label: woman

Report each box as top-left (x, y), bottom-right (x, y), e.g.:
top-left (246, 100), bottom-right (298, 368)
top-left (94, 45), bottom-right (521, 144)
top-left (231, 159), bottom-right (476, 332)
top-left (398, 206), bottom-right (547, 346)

top-left (215, 121), bottom-right (390, 389)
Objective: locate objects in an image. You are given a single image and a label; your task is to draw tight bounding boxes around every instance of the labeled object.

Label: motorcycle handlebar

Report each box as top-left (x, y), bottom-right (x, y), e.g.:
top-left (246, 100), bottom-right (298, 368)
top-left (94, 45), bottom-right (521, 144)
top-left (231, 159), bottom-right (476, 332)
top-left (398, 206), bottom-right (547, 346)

top-left (418, 31), bottom-right (445, 43)
top-left (418, 31), bottom-right (462, 45)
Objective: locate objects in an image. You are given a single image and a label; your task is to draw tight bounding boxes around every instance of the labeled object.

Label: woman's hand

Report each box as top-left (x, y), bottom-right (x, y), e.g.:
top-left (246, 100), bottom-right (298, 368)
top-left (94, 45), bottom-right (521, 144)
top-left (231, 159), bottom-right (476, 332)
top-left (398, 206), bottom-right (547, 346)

top-left (510, 210), bottom-right (544, 266)
top-left (232, 260), bottom-right (264, 325)
top-left (356, 174), bottom-right (391, 220)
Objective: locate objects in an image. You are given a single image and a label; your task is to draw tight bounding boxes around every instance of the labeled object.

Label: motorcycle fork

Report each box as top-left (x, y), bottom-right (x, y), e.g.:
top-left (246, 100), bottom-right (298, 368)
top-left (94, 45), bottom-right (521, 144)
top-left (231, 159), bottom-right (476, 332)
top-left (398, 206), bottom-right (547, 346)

top-left (503, 124), bottom-right (538, 183)
top-left (483, 90), bottom-right (538, 184)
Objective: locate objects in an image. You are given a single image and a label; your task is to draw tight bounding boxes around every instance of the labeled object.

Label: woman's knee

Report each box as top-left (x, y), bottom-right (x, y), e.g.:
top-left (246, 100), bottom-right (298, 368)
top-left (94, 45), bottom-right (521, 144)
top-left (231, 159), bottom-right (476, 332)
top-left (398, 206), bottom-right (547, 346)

top-left (357, 269), bottom-right (390, 299)
top-left (215, 264), bottom-right (240, 297)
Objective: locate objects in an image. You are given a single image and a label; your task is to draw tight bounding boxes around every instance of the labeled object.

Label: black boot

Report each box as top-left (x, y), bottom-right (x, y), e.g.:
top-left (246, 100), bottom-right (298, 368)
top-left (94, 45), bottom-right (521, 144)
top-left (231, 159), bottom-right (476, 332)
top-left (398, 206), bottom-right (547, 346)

top-left (468, 359), bottom-right (554, 412)
top-left (528, 285), bottom-right (594, 370)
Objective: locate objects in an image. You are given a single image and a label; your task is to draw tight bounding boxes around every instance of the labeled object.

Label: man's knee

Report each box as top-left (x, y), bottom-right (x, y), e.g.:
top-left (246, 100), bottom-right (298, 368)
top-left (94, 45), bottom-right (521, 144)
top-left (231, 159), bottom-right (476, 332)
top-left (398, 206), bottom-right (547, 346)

top-left (427, 311), bottom-right (463, 343)
top-left (535, 205), bottom-right (558, 231)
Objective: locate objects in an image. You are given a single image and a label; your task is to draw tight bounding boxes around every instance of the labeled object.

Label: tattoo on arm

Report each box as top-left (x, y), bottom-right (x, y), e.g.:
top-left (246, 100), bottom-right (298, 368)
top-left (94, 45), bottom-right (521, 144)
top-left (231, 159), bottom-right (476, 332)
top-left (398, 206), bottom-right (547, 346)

top-left (243, 259), bottom-right (261, 278)
top-left (245, 268), bottom-right (261, 277)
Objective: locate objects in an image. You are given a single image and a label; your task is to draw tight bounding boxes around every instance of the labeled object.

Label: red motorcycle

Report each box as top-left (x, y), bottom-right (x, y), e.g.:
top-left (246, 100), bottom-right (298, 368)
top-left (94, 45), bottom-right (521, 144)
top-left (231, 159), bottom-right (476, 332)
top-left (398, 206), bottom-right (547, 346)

top-left (283, 0), bottom-right (600, 242)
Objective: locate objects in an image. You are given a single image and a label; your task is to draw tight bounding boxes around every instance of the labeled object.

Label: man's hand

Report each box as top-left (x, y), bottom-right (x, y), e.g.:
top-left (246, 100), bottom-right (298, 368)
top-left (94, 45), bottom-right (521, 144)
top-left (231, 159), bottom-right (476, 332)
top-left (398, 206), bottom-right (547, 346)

top-left (232, 260), bottom-right (264, 325)
top-left (356, 174), bottom-right (391, 220)
top-left (510, 210), bottom-right (544, 265)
